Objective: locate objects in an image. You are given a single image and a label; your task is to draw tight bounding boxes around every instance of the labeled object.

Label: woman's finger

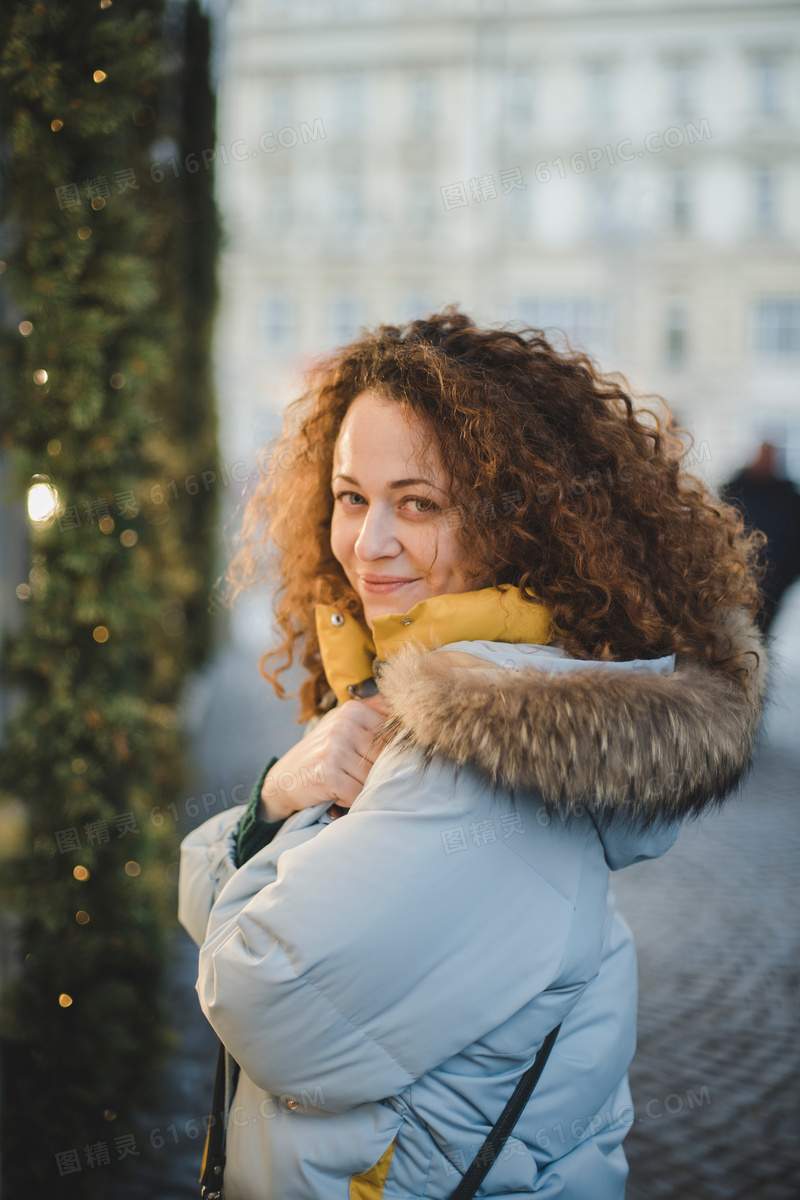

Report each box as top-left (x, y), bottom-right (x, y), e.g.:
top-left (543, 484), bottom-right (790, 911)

top-left (348, 723), bottom-right (383, 766)
top-left (320, 760), bottom-right (365, 805)
top-left (359, 693), bottom-right (392, 719)
top-left (338, 697), bottom-right (389, 728)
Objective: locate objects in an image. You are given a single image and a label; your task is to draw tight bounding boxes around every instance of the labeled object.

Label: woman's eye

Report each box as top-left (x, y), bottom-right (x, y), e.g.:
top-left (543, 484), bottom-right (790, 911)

top-left (403, 496), bottom-right (440, 514)
top-left (334, 492), bottom-right (440, 514)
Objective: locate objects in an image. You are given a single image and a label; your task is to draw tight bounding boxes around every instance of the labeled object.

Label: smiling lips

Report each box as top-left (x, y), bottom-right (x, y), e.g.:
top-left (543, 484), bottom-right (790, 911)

top-left (359, 575), bottom-right (420, 594)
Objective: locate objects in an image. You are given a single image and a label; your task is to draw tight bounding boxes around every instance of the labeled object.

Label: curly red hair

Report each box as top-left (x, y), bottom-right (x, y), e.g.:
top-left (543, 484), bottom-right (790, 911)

top-left (225, 307), bottom-right (764, 722)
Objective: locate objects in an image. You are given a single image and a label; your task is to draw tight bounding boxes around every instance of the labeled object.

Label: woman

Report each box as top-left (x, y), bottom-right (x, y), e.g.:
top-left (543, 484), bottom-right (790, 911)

top-left (179, 309), bottom-right (766, 1199)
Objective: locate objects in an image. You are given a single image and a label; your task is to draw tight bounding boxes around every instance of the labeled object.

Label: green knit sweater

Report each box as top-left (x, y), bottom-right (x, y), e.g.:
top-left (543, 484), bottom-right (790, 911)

top-left (233, 756), bottom-right (284, 868)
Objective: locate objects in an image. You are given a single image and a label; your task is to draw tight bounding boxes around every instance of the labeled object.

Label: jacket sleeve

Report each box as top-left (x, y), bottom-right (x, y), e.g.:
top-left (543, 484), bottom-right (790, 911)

top-left (234, 756), bottom-right (283, 868)
top-left (178, 716), bottom-right (327, 947)
top-left (178, 758), bottom-right (289, 947)
top-left (178, 803), bottom-right (247, 948)
top-left (196, 745), bottom-right (575, 1112)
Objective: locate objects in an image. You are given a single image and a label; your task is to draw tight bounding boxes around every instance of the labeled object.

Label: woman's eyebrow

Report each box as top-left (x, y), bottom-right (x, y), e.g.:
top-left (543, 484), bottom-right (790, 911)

top-left (390, 477), bottom-right (442, 490)
top-left (332, 472), bottom-right (445, 492)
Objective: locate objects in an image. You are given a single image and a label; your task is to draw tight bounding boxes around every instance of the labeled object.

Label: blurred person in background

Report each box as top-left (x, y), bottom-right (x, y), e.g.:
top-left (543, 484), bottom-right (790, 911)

top-left (179, 310), bottom-right (766, 1200)
top-left (723, 441), bottom-right (800, 636)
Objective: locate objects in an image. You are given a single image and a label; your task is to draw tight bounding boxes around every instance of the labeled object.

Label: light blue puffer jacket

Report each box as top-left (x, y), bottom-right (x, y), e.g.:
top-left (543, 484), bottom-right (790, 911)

top-left (179, 626), bottom-right (764, 1199)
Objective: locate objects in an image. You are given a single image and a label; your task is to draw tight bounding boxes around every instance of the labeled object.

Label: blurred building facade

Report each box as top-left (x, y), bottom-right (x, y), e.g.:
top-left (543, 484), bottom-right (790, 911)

top-left (210, 0), bottom-right (800, 493)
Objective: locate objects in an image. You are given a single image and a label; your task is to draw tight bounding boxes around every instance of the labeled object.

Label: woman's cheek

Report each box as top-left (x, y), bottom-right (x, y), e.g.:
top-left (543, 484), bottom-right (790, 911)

top-left (329, 514), bottom-right (351, 569)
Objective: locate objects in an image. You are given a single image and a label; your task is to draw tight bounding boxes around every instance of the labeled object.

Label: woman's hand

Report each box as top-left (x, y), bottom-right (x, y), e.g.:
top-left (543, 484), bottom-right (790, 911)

top-left (258, 695), bottom-right (392, 823)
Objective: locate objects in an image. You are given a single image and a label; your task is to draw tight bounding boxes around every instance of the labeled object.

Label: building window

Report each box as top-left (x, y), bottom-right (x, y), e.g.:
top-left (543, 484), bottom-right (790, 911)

top-left (503, 67), bottom-right (535, 128)
top-left (585, 61), bottom-right (615, 127)
top-left (266, 178), bottom-right (292, 233)
top-left (755, 299), bottom-right (800, 356)
top-left (504, 185), bottom-right (530, 239)
top-left (333, 73), bottom-right (365, 138)
top-left (754, 54), bottom-right (780, 116)
top-left (270, 80), bottom-right (293, 129)
top-left (330, 295), bottom-right (363, 346)
top-left (754, 167), bottom-right (778, 234)
top-left (408, 73), bottom-right (437, 137)
top-left (669, 171), bottom-right (692, 233)
top-left (407, 176), bottom-right (437, 237)
top-left (260, 295), bottom-right (294, 349)
top-left (515, 296), bottom-right (611, 358)
top-left (666, 303), bottom-right (688, 367)
top-left (666, 58), bottom-right (697, 119)
top-left (333, 175), bottom-right (363, 232)
top-left (590, 174), bottom-right (621, 238)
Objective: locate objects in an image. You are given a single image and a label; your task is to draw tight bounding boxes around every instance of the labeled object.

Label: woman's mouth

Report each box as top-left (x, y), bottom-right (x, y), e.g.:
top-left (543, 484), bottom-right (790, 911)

top-left (359, 575), bottom-right (421, 594)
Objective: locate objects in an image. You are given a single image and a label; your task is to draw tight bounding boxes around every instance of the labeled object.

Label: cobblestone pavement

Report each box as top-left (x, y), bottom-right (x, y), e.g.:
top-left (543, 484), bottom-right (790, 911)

top-left (615, 738), bottom-right (800, 1200)
top-left (119, 591), bottom-right (800, 1199)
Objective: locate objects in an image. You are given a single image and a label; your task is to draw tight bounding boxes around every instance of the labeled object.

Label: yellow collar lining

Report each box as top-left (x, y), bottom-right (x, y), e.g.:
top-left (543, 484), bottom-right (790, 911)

top-left (315, 585), bottom-right (552, 707)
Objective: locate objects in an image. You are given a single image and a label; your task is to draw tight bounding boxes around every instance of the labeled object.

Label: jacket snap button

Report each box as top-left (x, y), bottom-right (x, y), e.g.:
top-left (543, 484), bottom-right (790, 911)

top-left (330, 613), bottom-right (344, 626)
top-left (401, 618), bottom-right (412, 625)
top-left (285, 1098), bottom-right (299, 1110)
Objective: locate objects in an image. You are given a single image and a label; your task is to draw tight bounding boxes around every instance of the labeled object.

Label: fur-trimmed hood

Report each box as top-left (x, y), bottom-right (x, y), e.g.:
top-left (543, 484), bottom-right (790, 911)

top-left (373, 606), bottom-right (767, 831)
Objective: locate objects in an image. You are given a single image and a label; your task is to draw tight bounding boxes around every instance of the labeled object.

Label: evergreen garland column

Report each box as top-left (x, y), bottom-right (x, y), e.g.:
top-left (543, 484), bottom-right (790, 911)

top-left (0, 1), bottom-right (221, 1194)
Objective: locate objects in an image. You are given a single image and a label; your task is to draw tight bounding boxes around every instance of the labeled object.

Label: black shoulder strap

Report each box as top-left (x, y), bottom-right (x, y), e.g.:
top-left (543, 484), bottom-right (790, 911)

top-left (447, 1022), bottom-right (561, 1200)
top-left (200, 1024), bottom-right (560, 1200)
top-left (199, 1039), bottom-right (231, 1199)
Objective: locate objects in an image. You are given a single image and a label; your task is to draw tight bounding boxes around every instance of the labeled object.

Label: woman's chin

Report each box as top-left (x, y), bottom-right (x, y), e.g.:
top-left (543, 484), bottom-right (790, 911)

top-left (362, 585), bottom-right (426, 626)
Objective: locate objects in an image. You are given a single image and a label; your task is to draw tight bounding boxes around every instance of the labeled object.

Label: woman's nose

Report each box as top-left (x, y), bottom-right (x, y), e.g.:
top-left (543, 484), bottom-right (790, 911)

top-left (354, 506), bottom-right (400, 560)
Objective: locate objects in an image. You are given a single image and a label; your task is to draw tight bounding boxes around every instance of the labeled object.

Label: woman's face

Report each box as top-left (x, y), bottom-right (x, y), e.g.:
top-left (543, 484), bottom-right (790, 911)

top-left (330, 390), bottom-right (480, 631)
